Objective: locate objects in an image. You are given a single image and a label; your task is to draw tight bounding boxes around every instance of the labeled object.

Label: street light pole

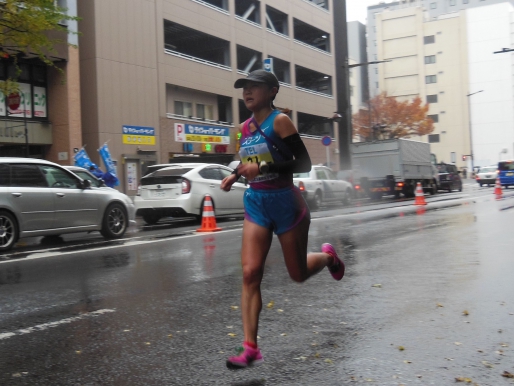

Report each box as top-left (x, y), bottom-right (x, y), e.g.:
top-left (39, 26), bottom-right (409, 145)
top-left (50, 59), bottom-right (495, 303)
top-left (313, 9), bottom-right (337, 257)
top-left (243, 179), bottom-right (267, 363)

top-left (466, 90), bottom-right (483, 173)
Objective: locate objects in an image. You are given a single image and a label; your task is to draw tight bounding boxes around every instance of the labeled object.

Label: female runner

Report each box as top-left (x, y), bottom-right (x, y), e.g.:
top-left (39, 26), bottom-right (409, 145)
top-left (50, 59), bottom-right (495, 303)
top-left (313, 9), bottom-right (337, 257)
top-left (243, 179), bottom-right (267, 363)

top-left (221, 69), bottom-right (345, 370)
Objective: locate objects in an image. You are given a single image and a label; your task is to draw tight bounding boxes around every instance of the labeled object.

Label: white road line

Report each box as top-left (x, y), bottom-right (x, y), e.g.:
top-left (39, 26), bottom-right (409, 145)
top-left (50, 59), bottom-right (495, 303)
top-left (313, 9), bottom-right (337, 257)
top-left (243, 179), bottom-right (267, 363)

top-left (0, 309), bottom-right (116, 341)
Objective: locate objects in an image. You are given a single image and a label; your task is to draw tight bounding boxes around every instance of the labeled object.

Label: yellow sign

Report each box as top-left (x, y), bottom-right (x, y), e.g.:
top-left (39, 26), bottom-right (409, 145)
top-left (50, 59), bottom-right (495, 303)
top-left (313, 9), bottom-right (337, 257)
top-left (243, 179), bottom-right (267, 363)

top-left (185, 134), bottom-right (224, 143)
top-left (122, 135), bottom-right (156, 145)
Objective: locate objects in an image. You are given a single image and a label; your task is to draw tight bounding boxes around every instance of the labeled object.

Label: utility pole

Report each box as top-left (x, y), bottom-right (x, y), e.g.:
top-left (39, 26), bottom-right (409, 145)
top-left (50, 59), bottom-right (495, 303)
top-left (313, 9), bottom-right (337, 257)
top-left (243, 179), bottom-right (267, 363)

top-left (333, 0), bottom-right (352, 171)
top-left (466, 90), bottom-right (483, 173)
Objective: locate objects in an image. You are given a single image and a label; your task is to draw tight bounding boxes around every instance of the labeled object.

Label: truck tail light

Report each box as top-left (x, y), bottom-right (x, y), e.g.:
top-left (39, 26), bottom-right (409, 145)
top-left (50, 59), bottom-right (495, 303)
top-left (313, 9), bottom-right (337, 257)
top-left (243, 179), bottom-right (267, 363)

top-left (298, 181), bottom-right (305, 191)
top-left (182, 178), bottom-right (191, 194)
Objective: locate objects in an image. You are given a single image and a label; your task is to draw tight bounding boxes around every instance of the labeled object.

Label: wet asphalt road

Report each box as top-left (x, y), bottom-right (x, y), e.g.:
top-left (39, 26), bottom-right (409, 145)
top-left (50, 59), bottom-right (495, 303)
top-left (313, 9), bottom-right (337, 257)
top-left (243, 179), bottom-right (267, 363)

top-left (1, 185), bottom-right (514, 385)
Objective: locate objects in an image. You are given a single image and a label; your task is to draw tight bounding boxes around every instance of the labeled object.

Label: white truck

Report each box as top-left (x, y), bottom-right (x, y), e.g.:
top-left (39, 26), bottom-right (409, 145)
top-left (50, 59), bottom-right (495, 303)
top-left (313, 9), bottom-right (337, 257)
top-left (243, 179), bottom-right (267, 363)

top-left (351, 138), bottom-right (438, 199)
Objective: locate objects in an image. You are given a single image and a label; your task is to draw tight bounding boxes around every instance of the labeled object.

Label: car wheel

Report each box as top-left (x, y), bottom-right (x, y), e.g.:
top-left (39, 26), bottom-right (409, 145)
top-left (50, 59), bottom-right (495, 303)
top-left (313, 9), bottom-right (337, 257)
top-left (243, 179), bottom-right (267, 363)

top-left (142, 214), bottom-right (160, 225)
top-left (431, 181), bottom-right (438, 195)
top-left (0, 211), bottom-right (18, 252)
top-left (342, 188), bottom-right (352, 205)
top-left (310, 191), bottom-right (322, 209)
top-left (100, 203), bottom-right (128, 239)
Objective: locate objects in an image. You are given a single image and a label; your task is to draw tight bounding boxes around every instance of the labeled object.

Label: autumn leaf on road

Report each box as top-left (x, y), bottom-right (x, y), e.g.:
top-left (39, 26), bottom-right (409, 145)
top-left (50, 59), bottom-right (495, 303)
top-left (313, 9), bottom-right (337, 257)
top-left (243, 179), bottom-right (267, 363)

top-left (455, 377), bottom-right (473, 383)
top-left (398, 346), bottom-right (405, 351)
top-left (227, 333), bottom-right (237, 337)
top-left (266, 301), bottom-right (274, 309)
top-left (502, 371), bottom-right (514, 378)
top-left (462, 310), bottom-right (469, 316)
top-left (437, 303), bottom-right (444, 308)
top-left (372, 284), bottom-right (382, 288)
top-left (481, 361), bottom-right (494, 368)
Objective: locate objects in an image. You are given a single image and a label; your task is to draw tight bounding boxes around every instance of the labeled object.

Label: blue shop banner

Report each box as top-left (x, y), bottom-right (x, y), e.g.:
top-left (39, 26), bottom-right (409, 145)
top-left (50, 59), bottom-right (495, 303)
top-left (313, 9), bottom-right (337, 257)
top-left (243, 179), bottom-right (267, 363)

top-left (185, 124), bottom-right (229, 136)
top-left (74, 148), bottom-right (93, 169)
top-left (98, 143), bottom-right (120, 186)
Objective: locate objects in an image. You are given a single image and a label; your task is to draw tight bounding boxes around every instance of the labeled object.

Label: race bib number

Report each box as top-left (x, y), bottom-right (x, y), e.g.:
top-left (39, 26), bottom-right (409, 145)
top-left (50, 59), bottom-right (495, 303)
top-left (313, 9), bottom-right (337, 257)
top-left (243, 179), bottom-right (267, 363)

top-left (240, 143), bottom-right (278, 182)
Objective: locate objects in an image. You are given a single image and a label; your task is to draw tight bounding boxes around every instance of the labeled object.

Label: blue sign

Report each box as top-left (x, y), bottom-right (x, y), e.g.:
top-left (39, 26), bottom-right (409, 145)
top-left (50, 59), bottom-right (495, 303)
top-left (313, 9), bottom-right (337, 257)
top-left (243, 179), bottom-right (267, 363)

top-left (263, 58), bottom-right (274, 73)
top-left (122, 125), bottom-right (155, 136)
top-left (185, 124), bottom-right (229, 137)
top-left (321, 136), bottom-right (332, 146)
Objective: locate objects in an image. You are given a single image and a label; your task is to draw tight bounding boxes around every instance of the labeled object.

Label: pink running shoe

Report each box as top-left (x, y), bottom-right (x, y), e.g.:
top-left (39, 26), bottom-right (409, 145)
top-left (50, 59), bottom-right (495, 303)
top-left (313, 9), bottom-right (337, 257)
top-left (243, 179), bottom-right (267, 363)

top-left (322, 243), bottom-right (345, 281)
top-left (226, 343), bottom-right (264, 370)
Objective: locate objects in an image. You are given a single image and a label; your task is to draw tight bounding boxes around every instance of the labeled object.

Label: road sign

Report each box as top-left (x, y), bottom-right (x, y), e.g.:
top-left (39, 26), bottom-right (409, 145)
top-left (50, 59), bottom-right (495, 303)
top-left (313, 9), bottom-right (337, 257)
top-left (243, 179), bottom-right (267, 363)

top-left (263, 58), bottom-right (273, 73)
top-left (7, 93), bottom-right (20, 111)
top-left (321, 136), bottom-right (332, 146)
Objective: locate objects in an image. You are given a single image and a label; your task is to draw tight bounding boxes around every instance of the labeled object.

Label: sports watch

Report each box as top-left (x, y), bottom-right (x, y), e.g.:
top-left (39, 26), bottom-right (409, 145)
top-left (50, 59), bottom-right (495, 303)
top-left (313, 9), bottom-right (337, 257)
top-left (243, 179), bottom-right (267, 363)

top-left (259, 161), bottom-right (269, 174)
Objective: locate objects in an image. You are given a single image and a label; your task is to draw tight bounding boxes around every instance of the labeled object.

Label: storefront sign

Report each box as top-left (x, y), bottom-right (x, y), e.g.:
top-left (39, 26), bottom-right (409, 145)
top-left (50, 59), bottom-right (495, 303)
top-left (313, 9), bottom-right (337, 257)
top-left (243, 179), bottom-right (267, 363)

top-left (7, 83), bottom-right (32, 118)
top-left (126, 162), bottom-right (138, 191)
top-left (174, 123), bottom-right (230, 144)
top-left (122, 125), bottom-right (156, 145)
top-left (33, 86), bottom-right (47, 118)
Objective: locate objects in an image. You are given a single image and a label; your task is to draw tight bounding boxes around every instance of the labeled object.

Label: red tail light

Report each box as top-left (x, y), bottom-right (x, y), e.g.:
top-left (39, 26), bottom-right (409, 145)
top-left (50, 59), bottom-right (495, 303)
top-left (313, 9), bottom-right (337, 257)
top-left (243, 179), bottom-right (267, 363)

top-left (298, 181), bottom-right (305, 191)
top-left (396, 182), bottom-right (404, 187)
top-left (182, 178), bottom-right (191, 194)
top-left (354, 185), bottom-right (360, 190)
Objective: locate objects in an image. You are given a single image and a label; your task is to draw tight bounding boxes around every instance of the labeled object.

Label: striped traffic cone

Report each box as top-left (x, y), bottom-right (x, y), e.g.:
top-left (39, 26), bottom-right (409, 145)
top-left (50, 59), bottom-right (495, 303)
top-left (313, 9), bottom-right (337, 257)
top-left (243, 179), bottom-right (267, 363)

top-left (494, 177), bottom-right (503, 200)
top-left (414, 182), bottom-right (427, 206)
top-left (197, 195), bottom-right (222, 232)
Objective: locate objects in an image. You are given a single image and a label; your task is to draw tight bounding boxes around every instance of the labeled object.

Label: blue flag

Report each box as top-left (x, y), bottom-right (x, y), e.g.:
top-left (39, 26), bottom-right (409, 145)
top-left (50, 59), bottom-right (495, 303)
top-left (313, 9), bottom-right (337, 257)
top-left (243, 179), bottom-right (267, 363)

top-left (98, 143), bottom-right (119, 186)
top-left (74, 148), bottom-right (93, 169)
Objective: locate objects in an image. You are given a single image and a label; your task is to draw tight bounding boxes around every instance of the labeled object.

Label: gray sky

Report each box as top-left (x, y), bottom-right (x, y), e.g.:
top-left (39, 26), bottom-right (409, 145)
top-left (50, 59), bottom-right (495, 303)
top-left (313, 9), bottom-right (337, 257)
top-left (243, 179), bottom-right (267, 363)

top-left (346, 0), bottom-right (376, 23)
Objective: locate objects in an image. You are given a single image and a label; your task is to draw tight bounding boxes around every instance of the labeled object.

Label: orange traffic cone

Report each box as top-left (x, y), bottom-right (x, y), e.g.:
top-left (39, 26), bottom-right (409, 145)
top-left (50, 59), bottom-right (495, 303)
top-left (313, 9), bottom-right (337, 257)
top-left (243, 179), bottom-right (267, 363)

top-left (494, 177), bottom-right (503, 200)
top-left (414, 182), bottom-right (427, 206)
top-left (197, 195), bottom-right (222, 232)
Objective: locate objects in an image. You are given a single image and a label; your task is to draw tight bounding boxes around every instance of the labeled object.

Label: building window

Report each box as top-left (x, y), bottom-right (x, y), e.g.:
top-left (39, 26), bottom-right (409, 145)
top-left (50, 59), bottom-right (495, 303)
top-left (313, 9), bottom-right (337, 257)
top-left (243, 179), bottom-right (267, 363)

top-left (425, 55), bottom-right (436, 64)
top-left (196, 104), bottom-right (214, 120)
top-left (450, 0), bottom-right (456, 5)
top-left (376, 82), bottom-right (379, 88)
top-left (430, 2), bottom-right (437, 9)
top-left (428, 114), bottom-right (439, 123)
top-left (426, 75), bottom-right (437, 84)
top-left (175, 101), bottom-right (193, 117)
top-left (427, 94), bottom-right (438, 103)
top-left (424, 35), bottom-right (435, 44)
top-left (428, 134), bottom-right (440, 143)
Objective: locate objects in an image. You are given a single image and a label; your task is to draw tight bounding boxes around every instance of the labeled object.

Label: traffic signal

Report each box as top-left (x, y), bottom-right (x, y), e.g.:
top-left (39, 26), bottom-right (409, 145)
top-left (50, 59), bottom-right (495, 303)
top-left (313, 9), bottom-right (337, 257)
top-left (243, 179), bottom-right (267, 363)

top-left (235, 130), bottom-right (242, 152)
top-left (462, 155), bottom-right (467, 161)
top-left (202, 143), bottom-right (212, 152)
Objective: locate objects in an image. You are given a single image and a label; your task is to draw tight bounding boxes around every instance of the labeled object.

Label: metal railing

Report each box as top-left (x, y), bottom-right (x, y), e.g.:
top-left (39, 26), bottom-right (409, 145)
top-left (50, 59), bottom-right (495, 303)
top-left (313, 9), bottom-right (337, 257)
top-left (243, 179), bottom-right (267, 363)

top-left (164, 49), bottom-right (232, 72)
top-left (191, 0), bottom-right (229, 15)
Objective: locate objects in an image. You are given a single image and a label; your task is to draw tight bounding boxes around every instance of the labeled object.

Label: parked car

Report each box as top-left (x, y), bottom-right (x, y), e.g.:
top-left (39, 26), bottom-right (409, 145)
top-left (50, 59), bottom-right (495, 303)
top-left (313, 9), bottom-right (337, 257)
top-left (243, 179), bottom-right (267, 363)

top-left (0, 158), bottom-right (136, 252)
top-left (134, 163), bottom-right (248, 224)
top-left (436, 163), bottom-right (462, 192)
top-left (64, 165), bottom-right (107, 188)
top-left (497, 160), bottom-right (514, 188)
top-left (475, 165), bottom-right (498, 187)
top-left (293, 165), bottom-right (353, 209)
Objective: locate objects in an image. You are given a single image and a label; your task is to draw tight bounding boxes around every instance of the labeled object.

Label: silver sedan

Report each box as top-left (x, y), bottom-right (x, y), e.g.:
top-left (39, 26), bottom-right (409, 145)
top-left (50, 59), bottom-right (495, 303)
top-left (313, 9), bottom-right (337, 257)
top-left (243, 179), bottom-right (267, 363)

top-left (0, 158), bottom-right (136, 252)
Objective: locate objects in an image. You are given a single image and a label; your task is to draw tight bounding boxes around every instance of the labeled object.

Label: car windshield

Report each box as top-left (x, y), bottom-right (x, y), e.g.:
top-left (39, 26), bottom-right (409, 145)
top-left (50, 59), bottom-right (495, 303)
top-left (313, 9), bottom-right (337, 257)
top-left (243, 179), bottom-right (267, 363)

top-left (74, 171), bottom-right (103, 187)
top-left (479, 167), bottom-right (496, 173)
top-left (293, 172), bottom-right (310, 178)
top-left (498, 161), bottom-right (514, 171)
top-left (141, 167), bottom-right (194, 186)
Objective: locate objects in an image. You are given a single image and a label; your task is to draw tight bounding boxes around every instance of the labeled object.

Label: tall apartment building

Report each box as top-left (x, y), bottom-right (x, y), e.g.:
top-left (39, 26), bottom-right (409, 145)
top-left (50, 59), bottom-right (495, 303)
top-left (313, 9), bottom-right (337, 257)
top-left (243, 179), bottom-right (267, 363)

top-left (347, 21), bottom-right (368, 116)
top-left (77, 0), bottom-right (340, 195)
top-left (369, 0), bottom-right (514, 169)
top-left (367, 0), bottom-right (514, 98)
top-left (0, 0), bottom-right (82, 163)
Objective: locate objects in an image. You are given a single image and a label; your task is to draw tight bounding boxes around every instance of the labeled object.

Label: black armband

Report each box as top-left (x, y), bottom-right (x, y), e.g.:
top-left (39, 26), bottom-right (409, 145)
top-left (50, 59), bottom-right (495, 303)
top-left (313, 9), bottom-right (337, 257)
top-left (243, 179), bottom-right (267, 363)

top-left (231, 163), bottom-right (241, 179)
top-left (267, 133), bottom-right (312, 174)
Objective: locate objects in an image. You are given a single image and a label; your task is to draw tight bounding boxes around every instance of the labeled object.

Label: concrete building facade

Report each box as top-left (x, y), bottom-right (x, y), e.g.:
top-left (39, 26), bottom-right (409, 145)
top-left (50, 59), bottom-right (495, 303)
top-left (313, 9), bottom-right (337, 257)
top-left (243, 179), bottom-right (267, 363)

top-left (77, 0), bottom-right (340, 196)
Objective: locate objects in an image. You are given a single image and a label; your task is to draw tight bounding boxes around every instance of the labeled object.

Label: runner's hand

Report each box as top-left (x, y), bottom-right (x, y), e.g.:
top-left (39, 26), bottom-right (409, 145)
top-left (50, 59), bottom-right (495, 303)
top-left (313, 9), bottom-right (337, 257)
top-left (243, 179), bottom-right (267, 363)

top-left (221, 174), bottom-right (237, 191)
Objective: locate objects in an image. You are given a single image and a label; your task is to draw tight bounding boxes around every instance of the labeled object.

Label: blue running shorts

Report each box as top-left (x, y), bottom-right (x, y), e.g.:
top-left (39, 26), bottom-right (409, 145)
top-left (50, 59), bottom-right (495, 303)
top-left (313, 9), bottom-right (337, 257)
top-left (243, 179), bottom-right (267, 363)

top-left (243, 186), bottom-right (310, 235)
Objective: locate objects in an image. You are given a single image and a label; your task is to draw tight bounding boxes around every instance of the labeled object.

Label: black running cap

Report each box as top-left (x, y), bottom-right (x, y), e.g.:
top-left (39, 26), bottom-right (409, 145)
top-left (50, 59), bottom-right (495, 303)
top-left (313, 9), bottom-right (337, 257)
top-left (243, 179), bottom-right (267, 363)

top-left (234, 69), bottom-right (280, 90)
